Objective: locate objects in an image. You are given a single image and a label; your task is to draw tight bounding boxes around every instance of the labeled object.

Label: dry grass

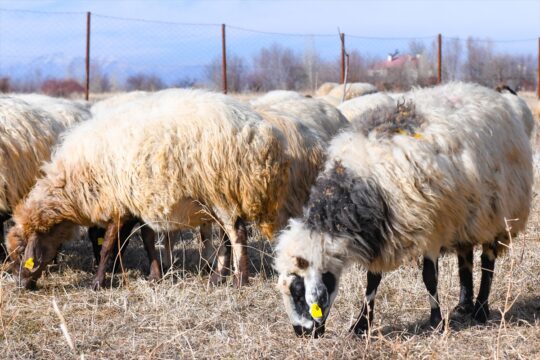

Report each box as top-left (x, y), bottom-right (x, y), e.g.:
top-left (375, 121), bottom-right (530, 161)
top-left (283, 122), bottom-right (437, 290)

top-left (1, 95), bottom-right (540, 360)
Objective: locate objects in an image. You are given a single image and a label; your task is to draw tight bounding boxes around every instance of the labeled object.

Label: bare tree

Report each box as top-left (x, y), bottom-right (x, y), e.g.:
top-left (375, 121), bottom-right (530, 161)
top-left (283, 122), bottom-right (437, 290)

top-left (126, 73), bottom-right (164, 91)
top-left (205, 54), bottom-right (246, 92)
top-left (249, 43), bottom-right (307, 91)
top-left (442, 38), bottom-right (463, 81)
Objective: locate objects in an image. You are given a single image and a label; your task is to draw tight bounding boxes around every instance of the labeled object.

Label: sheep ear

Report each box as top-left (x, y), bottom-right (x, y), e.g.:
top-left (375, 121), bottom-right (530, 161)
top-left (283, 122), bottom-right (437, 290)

top-left (294, 256), bottom-right (309, 270)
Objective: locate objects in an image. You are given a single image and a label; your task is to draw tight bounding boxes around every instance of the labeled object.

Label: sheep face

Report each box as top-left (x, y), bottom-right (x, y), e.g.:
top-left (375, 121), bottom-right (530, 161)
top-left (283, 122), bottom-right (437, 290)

top-left (8, 222), bottom-right (76, 289)
top-left (277, 269), bottom-right (338, 338)
top-left (275, 220), bottom-right (344, 338)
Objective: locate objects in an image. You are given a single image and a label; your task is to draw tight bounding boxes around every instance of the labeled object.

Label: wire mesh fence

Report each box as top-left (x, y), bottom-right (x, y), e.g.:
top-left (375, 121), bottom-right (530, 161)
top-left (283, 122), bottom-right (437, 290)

top-left (0, 8), bottom-right (538, 99)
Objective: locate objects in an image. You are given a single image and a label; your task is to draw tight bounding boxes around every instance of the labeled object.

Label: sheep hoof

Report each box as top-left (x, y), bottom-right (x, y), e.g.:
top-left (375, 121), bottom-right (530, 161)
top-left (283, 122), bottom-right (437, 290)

top-left (453, 301), bottom-right (474, 316)
top-left (92, 279), bottom-right (104, 291)
top-left (233, 273), bottom-right (249, 287)
top-left (209, 273), bottom-right (227, 286)
top-left (429, 318), bottom-right (445, 332)
top-left (350, 322), bottom-right (369, 337)
top-left (473, 302), bottom-right (490, 323)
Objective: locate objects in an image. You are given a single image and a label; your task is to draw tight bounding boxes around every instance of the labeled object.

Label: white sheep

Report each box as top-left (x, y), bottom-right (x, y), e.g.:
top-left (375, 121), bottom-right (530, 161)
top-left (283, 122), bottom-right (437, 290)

top-left (1, 96), bottom-right (74, 257)
top-left (14, 93), bottom-right (91, 127)
top-left (249, 90), bottom-right (306, 108)
top-left (326, 82), bottom-right (377, 102)
top-left (338, 93), bottom-right (396, 122)
top-left (6, 89), bottom-right (290, 289)
top-left (275, 82), bottom-right (533, 337)
top-left (254, 97), bottom-right (349, 142)
top-left (315, 82), bottom-right (339, 97)
top-left (90, 91), bottom-right (149, 117)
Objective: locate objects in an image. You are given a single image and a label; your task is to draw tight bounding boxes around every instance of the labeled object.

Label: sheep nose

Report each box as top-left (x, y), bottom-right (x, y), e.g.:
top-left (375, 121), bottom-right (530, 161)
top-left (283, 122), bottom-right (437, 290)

top-left (313, 285), bottom-right (329, 308)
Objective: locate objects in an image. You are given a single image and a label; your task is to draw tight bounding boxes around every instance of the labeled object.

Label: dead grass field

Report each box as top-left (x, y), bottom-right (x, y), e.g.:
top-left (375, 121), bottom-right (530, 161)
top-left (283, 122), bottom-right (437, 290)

top-left (1, 95), bottom-right (539, 359)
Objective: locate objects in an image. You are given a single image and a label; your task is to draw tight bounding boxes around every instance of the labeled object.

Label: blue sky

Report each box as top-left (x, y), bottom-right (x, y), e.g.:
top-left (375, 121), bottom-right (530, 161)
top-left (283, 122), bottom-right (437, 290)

top-left (0, 0), bottom-right (538, 84)
top-left (1, 0), bottom-right (538, 38)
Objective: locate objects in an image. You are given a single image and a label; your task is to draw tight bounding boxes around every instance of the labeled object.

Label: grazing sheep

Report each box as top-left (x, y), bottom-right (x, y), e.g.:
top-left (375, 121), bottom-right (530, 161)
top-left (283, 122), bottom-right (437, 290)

top-left (7, 89), bottom-right (289, 289)
top-left (14, 93), bottom-right (91, 127)
top-left (317, 95), bottom-right (341, 107)
top-left (338, 93), bottom-right (396, 122)
top-left (275, 82), bottom-right (533, 337)
top-left (451, 84), bottom-right (536, 320)
top-left (254, 97), bottom-right (349, 142)
top-left (256, 108), bottom-right (326, 227)
top-left (249, 90), bottom-right (306, 108)
top-left (90, 91), bottom-right (148, 117)
top-left (0, 97), bottom-right (73, 258)
top-left (495, 86), bottom-right (535, 137)
top-left (315, 82), bottom-right (339, 97)
top-left (327, 82), bottom-right (377, 102)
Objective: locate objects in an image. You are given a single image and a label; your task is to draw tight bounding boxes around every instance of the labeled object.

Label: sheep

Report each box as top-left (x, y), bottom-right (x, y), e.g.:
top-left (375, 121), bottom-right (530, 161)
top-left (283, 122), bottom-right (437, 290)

top-left (495, 85), bottom-right (535, 137)
top-left (6, 88), bottom-right (290, 289)
top-left (253, 97), bottom-right (349, 142)
top-left (274, 82), bottom-right (533, 337)
top-left (326, 82), bottom-right (377, 102)
top-left (315, 82), bottom-right (338, 97)
top-left (0, 96), bottom-right (73, 259)
top-left (337, 93), bottom-right (396, 123)
top-left (14, 93), bottom-right (91, 127)
top-left (90, 91), bottom-right (148, 117)
top-left (255, 108), bottom-right (326, 228)
top-left (162, 105), bottom-right (329, 282)
top-left (317, 95), bottom-right (341, 107)
top-left (249, 90), bottom-right (307, 108)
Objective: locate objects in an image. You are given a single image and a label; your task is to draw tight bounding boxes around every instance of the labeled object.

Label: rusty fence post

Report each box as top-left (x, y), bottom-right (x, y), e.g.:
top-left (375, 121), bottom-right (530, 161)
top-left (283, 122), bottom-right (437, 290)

top-left (437, 33), bottom-right (442, 84)
top-left (221, 24), bottom-right (228, 94)
top-left (340, 32), bottom-right (345, 84)
top-left (85, 11), bottom-right (91, 101)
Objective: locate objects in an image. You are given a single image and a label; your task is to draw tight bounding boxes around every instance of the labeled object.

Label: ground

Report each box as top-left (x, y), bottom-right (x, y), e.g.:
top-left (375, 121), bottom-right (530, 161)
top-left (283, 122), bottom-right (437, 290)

top-left (1, 94), bottom-right (539, 359)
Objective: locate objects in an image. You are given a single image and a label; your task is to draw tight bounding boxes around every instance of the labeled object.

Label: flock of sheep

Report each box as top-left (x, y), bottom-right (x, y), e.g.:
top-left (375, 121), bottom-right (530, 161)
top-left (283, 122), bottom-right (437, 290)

top-left (0, 81), bottom-right (535, 338)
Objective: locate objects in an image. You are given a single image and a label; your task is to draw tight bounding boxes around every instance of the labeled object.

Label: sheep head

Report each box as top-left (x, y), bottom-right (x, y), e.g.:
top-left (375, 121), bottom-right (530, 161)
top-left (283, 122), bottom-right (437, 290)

top-left (7, 221), bottom-right (77, 290)
top-left (274, 219), bottom-right (344, 338)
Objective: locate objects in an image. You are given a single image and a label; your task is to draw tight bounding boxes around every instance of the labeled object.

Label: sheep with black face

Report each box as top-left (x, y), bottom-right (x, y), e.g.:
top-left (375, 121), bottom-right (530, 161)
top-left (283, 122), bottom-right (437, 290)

top-left (275, 82), bottom-right (533, 337)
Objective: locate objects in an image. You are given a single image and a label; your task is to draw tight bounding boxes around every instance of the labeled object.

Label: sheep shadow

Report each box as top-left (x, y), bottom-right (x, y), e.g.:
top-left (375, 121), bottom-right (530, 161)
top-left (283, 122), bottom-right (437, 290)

top-left (375, 294), bottom-right (540, 340)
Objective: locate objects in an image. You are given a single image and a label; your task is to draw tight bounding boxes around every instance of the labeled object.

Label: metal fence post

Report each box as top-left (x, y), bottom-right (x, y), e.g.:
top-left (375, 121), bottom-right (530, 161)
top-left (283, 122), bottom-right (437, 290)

top-left (221, 24), bottom-right (228, 94)
top-left (340, 32), bottom-right (345, 84)
top-left (85, 11), bottom-right (91, 101)
top-left (437, 33), bottom-right (442, 84)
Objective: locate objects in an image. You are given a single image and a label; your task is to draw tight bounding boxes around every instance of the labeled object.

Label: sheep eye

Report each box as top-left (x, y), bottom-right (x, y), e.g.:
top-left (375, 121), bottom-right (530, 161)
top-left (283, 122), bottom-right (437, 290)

top-left (289, 275), bottom-right (305, 300)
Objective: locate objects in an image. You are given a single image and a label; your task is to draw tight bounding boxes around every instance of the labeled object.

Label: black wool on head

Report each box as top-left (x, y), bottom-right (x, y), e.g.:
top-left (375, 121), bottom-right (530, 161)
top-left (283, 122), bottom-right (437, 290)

top-left (305, 162), bottom-right (391, 262)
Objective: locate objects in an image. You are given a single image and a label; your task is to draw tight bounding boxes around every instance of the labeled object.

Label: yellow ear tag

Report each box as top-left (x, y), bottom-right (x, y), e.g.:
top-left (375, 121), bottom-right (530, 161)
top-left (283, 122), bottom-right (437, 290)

top-left (397, 129), bottom-right (407, 136)
top-left (310, 303), bottom-right (323, 319)
top-left (24, 257), bottom-right (35, 270)
top-left (413, 133), bottom-right (423, 139)
top-left (97, 237), bottom-right (104, 246)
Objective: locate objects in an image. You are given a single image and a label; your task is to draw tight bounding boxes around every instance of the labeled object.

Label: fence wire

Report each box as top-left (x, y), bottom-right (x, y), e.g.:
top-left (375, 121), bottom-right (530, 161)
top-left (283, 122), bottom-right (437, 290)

top-left (0, 8), bottom-right (538, 97)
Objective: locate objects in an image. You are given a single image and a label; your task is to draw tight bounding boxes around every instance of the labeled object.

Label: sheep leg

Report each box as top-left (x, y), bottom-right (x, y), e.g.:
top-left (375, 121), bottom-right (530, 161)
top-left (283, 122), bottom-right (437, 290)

top-left (161, 232), bottom-right (174, 272)
top-left (141, 226), bottom-right (161, 282)
top-left (199, 222), bottom-right (213, 273)
top-left (350, 271), bottom-right (382, 336)
top-left (87, 226), bottom-right (106, 265)
top-left (473, 243), bottom-right (497, 323)
top-left (209, 227), bottom-right (231, 286)
top-left (454, 245), bottom-right (474, 315)
top-left (229, 218), bottom-right (249, 287)
top-left (423, 256), bottom-right (443, 329)
top-left (0, 213), bottom-right (9, 260)
top-left (93, 219), bottom-right (124, 290)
